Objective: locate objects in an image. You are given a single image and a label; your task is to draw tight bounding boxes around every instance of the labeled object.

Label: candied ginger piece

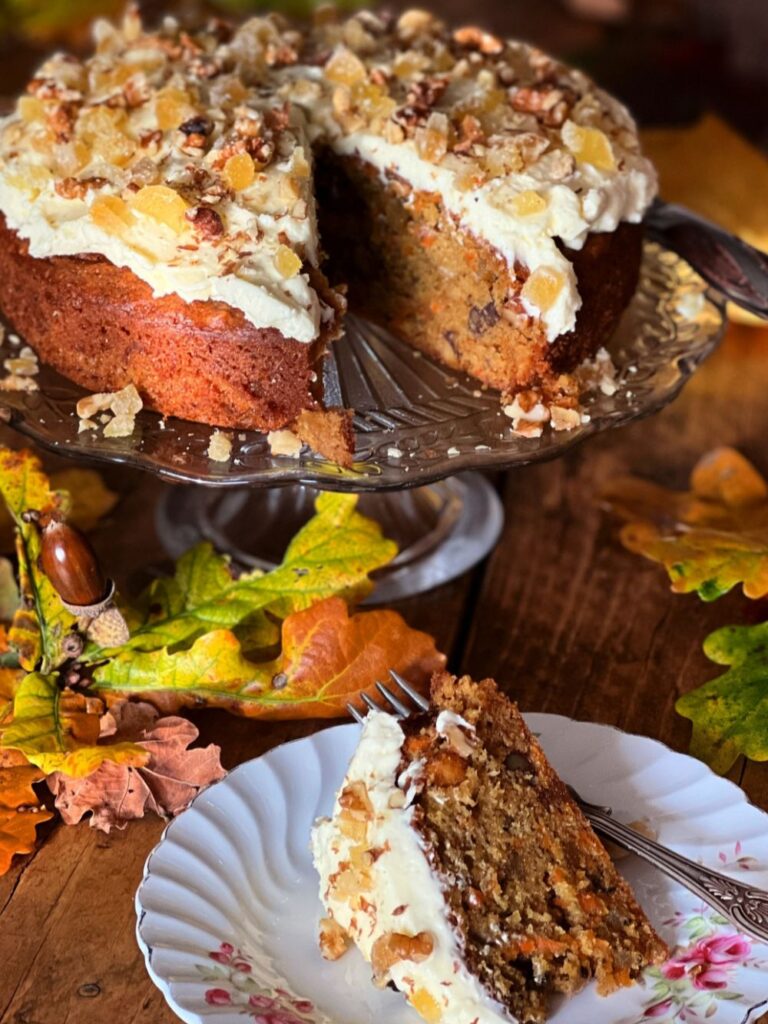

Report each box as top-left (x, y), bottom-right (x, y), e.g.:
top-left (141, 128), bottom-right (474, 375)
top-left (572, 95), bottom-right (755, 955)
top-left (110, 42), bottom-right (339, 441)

top-left (562, 121), bottom-right (616, 171)
top-left (274, 244), bottom-right (302, 278)
top-left (521, 266), bottom-right (565, 313)
top-left (129, 185), bottom-right (189, 233)
top-left (511, 190), bottom-right (548, 217)
top-left (409, 988), bottom-right (442, 1024)
top-left (324, 46), bottom-right (368, 86)
top-left (222, 152), bottom-right (256, 191)
top-left (17, 96), bottom-right (45, 124)
top-left (155, 86), bottom-right (196, 131)
top-left (90, 194), bottom-right (135, 235)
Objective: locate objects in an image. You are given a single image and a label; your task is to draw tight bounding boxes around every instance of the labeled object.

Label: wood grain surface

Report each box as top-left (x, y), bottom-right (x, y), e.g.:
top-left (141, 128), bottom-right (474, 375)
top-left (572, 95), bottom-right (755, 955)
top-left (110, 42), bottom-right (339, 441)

top-left (1, 322), bottom-right (767, 1023)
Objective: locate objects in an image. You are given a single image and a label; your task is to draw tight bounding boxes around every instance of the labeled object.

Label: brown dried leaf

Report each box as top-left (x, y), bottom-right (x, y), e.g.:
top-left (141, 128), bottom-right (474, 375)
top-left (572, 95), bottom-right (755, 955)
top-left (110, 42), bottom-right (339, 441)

top-left (47, 700), bottom-right (225, 832)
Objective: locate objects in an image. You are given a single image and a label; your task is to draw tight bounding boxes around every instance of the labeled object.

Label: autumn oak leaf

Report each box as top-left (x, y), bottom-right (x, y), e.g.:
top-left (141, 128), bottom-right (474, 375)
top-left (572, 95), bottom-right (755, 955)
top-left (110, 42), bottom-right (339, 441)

top-left (3, 673), bottom-right (148, 776)
top-left (92, 596), bottom-right (446, 719)
top-left (602, 447), bottom-right (768, 601)
top-left (88, 492), bottom-right (398, 660)
top-left (48, 700), bottom-right (225, 832)
top-left (0, 750), bottom-right (53, 875)
top-left (677, 621), bottom-right (768, 774)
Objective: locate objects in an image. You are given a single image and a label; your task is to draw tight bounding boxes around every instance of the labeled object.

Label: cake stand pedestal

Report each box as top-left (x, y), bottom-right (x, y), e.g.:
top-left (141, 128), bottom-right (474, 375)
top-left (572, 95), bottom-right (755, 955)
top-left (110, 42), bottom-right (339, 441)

top-left (154, 472), bottom-right (503, 603)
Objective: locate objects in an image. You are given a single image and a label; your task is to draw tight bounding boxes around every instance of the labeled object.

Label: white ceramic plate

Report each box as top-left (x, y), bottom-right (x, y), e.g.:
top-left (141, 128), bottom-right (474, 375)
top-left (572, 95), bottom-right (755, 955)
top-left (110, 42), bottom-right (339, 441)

top-left (136, 716), bottom-right (768, 1024)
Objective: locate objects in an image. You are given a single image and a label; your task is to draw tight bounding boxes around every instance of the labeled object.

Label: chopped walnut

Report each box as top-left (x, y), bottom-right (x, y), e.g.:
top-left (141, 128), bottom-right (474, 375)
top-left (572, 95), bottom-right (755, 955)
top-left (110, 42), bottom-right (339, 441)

top-left (453, 25), bottom-right (504, 55)
top-left (207, 429), bottom-right (232, 462)
top-left (186, 205), bottom-right (223, 239)
top-left (338, 781), bottom-right (374, 821)
top-left (371, 931), bottom-right (435, 987)
top-left (318, 917), bottom-right (351, 961)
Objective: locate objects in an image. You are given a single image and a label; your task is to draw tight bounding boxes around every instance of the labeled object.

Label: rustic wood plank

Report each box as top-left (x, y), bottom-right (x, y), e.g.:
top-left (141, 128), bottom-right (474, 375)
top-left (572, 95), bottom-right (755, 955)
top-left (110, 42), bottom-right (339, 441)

top-left (461, 324), bottom-right (768, 819)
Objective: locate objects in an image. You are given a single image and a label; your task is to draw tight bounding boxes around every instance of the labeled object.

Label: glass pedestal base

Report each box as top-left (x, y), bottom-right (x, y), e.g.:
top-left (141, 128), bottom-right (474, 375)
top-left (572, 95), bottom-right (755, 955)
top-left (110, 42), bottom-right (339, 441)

top-left (155, 472), bottom-right (503, 602)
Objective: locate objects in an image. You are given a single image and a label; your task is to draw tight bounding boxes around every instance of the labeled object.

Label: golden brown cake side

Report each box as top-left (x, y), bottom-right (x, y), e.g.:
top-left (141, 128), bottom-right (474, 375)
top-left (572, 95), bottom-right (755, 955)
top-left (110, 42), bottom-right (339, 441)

top-left (318, 152), bottom-right (642, 399)
top-left (0, 215), bottom-right (354, 463)
top-left (400, 672), bottom-right (668, 1023)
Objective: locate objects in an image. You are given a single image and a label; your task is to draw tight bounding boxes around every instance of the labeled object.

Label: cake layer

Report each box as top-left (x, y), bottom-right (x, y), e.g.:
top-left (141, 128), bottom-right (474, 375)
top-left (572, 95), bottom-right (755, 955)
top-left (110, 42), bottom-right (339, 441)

top-left (317, 151), bottom-right (642, 396)
top-left (0, 213), bottom-right (353, 457)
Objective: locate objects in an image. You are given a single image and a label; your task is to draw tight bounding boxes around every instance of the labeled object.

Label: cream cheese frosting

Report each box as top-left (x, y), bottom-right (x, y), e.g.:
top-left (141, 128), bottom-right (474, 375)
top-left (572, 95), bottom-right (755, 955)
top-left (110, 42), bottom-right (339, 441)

top-left (0, 8), bottom-right (657, 345)
top-left (311, 710), bottom-right (516, 1024)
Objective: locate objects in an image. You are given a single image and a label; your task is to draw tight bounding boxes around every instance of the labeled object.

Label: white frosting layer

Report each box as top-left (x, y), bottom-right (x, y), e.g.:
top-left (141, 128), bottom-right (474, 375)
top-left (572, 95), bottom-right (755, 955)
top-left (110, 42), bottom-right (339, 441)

top-left (0, 123), bottom-right (322, 343)
top-left (311, 711), bottom-right (516, 1024)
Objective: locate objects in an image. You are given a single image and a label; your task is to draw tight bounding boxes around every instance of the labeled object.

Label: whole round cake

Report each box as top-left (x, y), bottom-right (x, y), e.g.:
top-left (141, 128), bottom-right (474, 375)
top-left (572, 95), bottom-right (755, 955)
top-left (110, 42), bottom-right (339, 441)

top-left (0, 7), bottom-right (657, 461)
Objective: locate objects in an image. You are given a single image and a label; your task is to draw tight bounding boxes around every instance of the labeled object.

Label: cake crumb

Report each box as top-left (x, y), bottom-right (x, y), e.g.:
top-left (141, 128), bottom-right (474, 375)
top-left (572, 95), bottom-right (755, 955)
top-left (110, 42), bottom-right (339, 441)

top-left (207, 429), bottom-right (233, 462)
top-left (0, 344), bottom-right (39, 391)
top-left (76, 383), bottom-right (143, 437)
top-left (387, 446), bottom-right (403, 459)
top-left (447, 446), bottom-right (460, 457)
top-left (267, 428), bottom-right (302, 457)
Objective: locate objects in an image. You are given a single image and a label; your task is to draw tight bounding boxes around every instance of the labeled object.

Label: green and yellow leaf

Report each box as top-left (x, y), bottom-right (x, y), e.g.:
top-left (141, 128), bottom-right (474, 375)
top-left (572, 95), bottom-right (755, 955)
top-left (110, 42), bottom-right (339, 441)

top-left (92, 493), bottom-right (397, 658)
top-left (94, 596), bottom-right (445, 720)
top-left (3, 673), bottom-right (148, 777)
top-left (0, 449), bottom-right (77, 670)
top-left (602, 447), bottom-right (768, 601)
top-left (677, 621), bottom-right (768, 774)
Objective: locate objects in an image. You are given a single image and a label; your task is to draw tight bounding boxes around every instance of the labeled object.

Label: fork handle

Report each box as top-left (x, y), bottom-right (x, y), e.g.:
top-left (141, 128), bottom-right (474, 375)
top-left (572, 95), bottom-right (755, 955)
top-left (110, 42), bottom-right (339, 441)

top-left (584, 806), bottom-right (768, 944)
top-left (645, 199), bottom-right (768, 319)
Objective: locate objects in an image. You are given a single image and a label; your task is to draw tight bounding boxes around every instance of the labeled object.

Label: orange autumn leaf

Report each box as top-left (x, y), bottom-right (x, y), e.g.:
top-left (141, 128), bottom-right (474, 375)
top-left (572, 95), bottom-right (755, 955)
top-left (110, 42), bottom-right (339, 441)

top-left (0, 754), bottom-right (53, 875)
top-left (602, 447), bottom-right (768, 601)
top-left (93, 596), bottom-right (446, 719)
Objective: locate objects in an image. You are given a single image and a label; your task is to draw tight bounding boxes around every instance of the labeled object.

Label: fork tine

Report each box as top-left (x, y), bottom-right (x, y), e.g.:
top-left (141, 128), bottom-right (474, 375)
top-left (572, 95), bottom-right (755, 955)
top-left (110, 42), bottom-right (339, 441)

top-left (360, 692), bottom-right (381, 715)
top-left (375, 681), bottom-right (410, 717)
top-left (389, 670), bottom-right (430, 711)
top-left (346, 702), bottom-right (365, 724)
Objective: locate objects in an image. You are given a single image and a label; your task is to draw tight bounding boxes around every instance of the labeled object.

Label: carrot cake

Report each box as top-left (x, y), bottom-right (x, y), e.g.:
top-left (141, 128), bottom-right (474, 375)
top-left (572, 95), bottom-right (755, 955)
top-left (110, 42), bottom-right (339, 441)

top-left (312, 672), bottom-right (667, 1023)
top-left (0, 7), bottom-right (658, 456)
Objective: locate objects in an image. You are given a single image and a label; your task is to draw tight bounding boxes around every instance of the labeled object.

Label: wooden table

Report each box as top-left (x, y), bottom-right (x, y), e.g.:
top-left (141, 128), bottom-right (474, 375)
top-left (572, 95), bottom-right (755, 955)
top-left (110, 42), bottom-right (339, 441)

top-left (1, 319), bottom-right (767, 1022)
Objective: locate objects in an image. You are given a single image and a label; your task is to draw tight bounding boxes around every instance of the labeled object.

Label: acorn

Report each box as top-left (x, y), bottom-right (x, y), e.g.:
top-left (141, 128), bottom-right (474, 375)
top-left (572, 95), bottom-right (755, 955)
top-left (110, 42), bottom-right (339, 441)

top-left (39, 520), bottom-right (108, 611)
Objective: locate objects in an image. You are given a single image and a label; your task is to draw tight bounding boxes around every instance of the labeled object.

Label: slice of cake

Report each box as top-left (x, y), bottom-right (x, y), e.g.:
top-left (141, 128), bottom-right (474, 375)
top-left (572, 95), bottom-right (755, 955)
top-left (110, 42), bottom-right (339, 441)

top-left (312, 672), bottom-right (667, 1023)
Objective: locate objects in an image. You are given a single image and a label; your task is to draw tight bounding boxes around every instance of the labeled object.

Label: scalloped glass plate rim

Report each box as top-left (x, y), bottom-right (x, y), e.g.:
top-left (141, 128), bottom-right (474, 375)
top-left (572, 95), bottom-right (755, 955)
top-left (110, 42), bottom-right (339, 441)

top-left (0, 242), bottom-right (726, 491)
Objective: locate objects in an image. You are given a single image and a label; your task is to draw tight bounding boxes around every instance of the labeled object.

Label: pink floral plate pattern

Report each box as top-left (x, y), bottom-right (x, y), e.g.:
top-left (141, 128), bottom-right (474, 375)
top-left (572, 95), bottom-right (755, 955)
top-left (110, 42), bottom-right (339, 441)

top-left (135, 715), bottom-right (768, 1024)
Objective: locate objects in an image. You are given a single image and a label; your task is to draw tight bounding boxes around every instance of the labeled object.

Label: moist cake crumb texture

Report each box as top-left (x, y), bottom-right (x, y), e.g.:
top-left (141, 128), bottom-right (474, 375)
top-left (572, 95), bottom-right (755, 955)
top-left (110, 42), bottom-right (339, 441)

top-left (312, 672), bottom-right (668, 1024)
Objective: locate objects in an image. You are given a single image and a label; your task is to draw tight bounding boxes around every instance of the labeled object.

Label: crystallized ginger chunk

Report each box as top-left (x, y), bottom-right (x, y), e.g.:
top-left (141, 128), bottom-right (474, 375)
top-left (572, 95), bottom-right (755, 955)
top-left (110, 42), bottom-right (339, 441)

top-left (511, 190), bottom-right (548, 217)
top-left (274, 244), bottom-right (302, 278)
top-left (324, 46), bottom-right (368, 86)
top-left (521, 266), bottom-right (565, 313)
top-left (129, 185), bottom-right (189, 233)
top-left (90, 194), bottom-right (135, 235)
top-left (409, 988), bottom-right (443, 1024)
top-left (222, 152), bottom-right (256, 191)
top-left (563, 121), bottom-right (616, 172)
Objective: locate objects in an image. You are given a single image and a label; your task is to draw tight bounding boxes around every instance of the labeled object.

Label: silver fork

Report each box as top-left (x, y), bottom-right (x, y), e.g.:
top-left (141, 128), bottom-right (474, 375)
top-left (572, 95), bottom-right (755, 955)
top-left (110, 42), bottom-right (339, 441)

top-left (349, 672), bottom-right (768, 945)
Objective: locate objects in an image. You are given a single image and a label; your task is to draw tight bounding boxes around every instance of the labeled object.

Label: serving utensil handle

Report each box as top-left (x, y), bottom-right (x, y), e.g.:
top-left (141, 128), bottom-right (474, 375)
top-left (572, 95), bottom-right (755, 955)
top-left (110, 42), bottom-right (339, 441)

top-left (581, 800), bottom-right (768, 944)
top-left (645, 199), bottom-right (768, 320)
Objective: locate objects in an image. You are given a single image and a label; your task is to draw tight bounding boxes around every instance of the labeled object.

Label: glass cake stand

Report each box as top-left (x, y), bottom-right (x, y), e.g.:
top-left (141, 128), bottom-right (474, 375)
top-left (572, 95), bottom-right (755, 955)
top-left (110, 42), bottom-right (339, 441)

top-left (0, 241), bottom-right (726, 599)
